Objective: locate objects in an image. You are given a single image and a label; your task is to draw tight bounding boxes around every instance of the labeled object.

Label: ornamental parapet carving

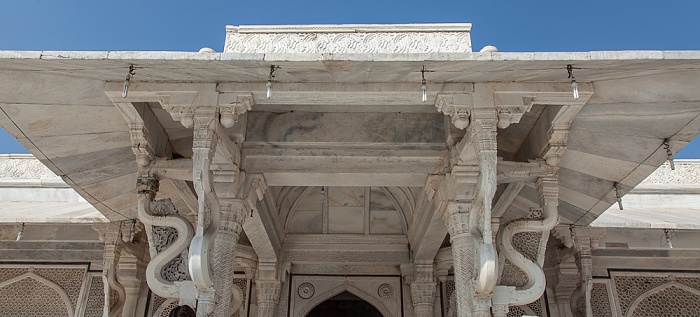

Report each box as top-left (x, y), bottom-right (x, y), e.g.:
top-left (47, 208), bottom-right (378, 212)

top-left (641, 160), bottom-right (700, 184)
top-left (225, 23), bottom-right (472, 54)
top-left (0, 155), bottom-right (60, 179)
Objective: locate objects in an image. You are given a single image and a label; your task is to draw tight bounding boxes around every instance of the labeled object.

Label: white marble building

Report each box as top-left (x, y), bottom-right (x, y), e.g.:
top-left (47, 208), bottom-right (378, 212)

top-left (0, 23), bottom-right (699, 317)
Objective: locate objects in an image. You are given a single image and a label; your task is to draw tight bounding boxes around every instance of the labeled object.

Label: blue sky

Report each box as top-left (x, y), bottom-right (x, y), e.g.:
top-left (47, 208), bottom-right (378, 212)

top-left (1, 0), bottom-right (700, 156)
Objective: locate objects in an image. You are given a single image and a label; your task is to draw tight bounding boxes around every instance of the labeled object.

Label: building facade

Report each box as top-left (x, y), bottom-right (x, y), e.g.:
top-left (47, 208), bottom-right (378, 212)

top-left (0, 24), bottom-right (699, 317)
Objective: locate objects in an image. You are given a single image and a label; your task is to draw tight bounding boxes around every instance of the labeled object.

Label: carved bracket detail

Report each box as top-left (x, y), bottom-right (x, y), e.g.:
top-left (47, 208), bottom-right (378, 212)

top-left (219, 94), bottom-right (254, 128)
top-left (436, 94), bottom-right (472, 130)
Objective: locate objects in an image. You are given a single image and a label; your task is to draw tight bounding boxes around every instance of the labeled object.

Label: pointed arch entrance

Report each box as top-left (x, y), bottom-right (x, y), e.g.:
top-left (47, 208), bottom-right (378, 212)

top-left (305, 291), bottom-right (384, 317)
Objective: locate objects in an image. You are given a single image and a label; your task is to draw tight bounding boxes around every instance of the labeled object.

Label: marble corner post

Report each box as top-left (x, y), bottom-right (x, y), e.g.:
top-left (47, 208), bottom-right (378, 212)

top-left (409, 260), bottom-right (438, 317)
top-left (255, 262), bottom-right (282, 317)
top-left (212, 199), bottom-right (246, 317)
top-left (118, 251), bottom-right (147, 317)
top-left (569, 228), bottom-right (605, 317)
top-left (95, 224), bottom-right (127, 317)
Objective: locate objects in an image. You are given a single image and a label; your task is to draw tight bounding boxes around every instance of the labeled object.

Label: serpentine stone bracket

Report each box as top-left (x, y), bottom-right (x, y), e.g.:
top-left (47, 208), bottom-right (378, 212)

top-left (136, 175), bottom-right (196, 300)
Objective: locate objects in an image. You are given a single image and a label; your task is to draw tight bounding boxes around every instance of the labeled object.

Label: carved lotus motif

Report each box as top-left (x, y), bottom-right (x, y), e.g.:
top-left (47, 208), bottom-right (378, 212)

top-left (378, 283), bottom-right (393, 299)
top-left (298, 282), bottom-right (315, 299)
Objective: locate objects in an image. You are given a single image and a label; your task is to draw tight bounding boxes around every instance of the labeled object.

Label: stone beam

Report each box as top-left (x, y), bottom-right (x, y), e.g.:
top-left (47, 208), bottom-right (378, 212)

top-left (242, 147), bottom-right (444, 186)
top-left (171, 179), bottom-right (198, 218)
top-left (241, 175), bottom-right (281, 262)
top-left (216, 82), bottom-right (474, 108)
top-left (492, 182), bottom-right (525, 218)
top-left (408, 175), bottom-right (449, 261)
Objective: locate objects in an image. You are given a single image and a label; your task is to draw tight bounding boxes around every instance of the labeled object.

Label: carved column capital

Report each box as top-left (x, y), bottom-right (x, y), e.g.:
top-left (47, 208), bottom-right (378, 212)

top-left (443, 202), bottom-right (471, 238)
top-left (536, 176), bottom-right (559, 206)
top-left (255, 278), bottom-right (282, 317)
top-left (218, 199), bottom-right (246, 235)
top-left (435, 94), bottom-right (472, 130)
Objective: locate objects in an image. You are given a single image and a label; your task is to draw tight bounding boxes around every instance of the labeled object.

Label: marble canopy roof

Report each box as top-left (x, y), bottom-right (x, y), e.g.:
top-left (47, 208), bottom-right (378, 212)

top-left (1, 24), bottom-right (700, 233)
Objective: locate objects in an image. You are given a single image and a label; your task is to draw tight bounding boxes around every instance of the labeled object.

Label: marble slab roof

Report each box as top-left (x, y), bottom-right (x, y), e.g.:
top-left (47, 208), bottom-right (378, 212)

top-left (1, 26), bottom-right (700, 227)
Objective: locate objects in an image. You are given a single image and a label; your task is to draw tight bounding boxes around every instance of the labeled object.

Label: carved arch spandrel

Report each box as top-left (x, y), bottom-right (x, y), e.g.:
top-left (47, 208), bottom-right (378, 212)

top-left (297, 283), bottom-right (393, 317)
top-left (0, 271), bottom-right (75, 317)
top-left (626, 281), bottom-right (700, 317)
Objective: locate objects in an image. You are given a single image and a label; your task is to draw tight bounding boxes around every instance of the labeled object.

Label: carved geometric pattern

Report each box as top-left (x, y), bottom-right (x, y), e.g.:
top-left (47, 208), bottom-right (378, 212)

top-left (231, 278), bottom-right (248, 317)
top-left (159, 300), bottom-right (179, 317)
top-left (500, 259), bottom-right (528, 288)
top-left (677, 277), bottom-right (700, 290)
top-left (378, 283), bottom-right (393, 299)
top-left (84, 275), bottom-right (105, 317)
top-left (0, 268), bottom-right (30, 283)
top-left (298, 282), bottom-right (315, 299)
top-left (504, 296), bottom-right (544, 317)
top-left (34, 267), bottom-right (86, 307)
top-left (526, 297), bottom-right (545, 316)
top-left (506, 305), bottom-right (527, 317)
top-left (632, 285), bottom-right (700, 317)
top-left (150, 294), bottom-right (168, 317)
top-left (613, 275), bottom-right (669, 315)
top-left (591, 283), bottom-right (613, 317)
top-left (0, 267), bottom-right (86, 310)
top-left (512, 231), bottom-right (543, 263)
top-left (0, 277), bottom-right (69, 317)
top-left (444, 279), bottom-right (455, 316)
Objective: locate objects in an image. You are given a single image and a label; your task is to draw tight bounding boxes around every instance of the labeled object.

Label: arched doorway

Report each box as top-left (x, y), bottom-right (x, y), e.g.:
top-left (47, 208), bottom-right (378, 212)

top-left (306, 291), bottom-right (384, 317)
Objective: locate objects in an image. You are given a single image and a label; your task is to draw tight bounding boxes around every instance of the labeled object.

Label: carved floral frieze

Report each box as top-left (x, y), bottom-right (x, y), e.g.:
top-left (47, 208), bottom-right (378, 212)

top-left (225, 31), bottom-right (472, 54)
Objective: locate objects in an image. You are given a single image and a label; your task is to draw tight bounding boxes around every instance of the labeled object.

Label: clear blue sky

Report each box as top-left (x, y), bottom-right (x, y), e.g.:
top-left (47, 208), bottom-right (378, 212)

top-left (1, 0), bottom-right (700, 156)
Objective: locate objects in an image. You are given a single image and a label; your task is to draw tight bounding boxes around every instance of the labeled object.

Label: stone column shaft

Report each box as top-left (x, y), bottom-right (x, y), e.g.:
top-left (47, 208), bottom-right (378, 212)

top-left (212, 200), bottom-right (246, 317)
top-left (445, 204), bottom-right (475, 317)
